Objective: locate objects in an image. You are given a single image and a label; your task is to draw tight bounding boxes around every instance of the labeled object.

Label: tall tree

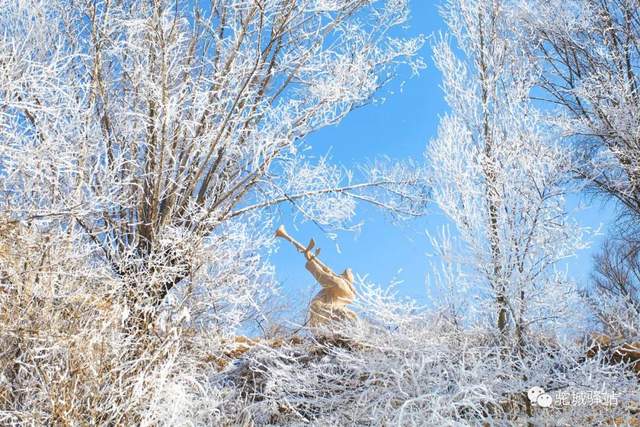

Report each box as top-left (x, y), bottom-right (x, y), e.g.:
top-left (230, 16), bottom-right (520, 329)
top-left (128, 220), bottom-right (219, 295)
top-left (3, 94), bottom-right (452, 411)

top-left (429, 0), bottom-right (583, 344)
top-left (516, 0), bottom-right (640, 335)
top-left (0, 0), bottom-right (428, 315)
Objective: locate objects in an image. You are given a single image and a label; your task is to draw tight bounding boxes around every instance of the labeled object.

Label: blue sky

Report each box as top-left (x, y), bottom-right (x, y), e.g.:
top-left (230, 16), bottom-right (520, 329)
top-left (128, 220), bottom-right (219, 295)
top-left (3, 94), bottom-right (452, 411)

top-left (269, 0), bottom-right (615, 310)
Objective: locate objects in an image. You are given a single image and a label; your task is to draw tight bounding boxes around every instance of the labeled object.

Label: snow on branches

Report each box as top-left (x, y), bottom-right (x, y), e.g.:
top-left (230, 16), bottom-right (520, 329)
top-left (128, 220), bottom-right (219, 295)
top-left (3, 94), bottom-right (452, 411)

top-left (0, 0), bottom-right (638, 425)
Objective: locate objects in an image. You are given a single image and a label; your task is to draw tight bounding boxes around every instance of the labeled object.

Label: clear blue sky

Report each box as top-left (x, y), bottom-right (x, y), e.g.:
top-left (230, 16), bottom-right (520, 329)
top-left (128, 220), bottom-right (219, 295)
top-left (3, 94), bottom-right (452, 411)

top-left (270, 0), bottom-right (615, 310)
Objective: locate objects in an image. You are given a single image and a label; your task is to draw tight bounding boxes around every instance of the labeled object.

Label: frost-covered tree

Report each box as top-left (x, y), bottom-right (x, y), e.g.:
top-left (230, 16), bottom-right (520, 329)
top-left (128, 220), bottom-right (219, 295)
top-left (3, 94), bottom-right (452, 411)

top-left (584, 235), bottom-right (640, 338)
top-left (427, 0), bottom-right (584, 345)
top-left (514, 0), bottom-right (640, 342)
top-left (421, 3), bottom-right (640, 422)
top-left (0, 0), bottom-right (430, 423)
top-left (0, 0), bottom-right (428, 322)
top-left (516, 0), bottom-right (640, 224)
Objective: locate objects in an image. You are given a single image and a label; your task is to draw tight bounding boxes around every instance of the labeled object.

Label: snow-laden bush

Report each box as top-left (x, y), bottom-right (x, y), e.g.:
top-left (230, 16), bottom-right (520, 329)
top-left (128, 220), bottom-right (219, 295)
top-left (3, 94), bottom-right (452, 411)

top-left (214, 280), bottom-right (639, 426)
top-left (0, 217), bottom-right (264, 425)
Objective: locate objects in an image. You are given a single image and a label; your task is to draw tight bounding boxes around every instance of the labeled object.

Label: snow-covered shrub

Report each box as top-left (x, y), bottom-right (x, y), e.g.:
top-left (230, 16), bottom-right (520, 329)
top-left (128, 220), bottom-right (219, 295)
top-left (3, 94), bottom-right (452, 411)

top-left (214, 279), bottom-right (639, 426)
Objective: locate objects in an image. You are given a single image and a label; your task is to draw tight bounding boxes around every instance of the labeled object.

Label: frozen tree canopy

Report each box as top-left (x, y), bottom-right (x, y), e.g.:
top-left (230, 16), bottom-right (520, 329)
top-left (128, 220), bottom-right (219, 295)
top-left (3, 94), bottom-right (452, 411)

top-left (0, 0), bottom-right (638, 425)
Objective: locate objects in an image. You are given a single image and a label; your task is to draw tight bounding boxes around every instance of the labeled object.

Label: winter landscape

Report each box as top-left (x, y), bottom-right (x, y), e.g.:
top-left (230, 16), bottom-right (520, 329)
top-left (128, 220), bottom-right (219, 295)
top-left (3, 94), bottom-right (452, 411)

top-left (1, 0), bottom-right (640, 425)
